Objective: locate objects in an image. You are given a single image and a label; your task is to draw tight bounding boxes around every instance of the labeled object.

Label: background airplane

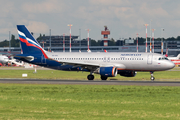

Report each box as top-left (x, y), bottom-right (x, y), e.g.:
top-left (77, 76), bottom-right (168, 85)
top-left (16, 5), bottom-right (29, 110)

top-left (14, 25), bottom-right (175, 81)
top-left (0, 54), bottom-right (9, 65)
top-left (165, 48), bottom-right (180, 66)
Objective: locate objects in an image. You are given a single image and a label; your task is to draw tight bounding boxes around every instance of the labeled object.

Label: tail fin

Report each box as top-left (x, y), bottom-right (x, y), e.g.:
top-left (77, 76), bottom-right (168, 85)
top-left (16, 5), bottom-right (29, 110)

top-left (17, 25), bottom-right (48, 58)
top-left (177, 54), bottom-right (180, 59)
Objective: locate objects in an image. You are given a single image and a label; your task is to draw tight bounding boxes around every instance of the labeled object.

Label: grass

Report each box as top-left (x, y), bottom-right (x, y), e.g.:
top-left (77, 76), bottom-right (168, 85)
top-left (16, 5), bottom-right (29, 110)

top-left (0, 68), bottom-right (180, 80)
top-left (0, 84), bottom-right (180, 119)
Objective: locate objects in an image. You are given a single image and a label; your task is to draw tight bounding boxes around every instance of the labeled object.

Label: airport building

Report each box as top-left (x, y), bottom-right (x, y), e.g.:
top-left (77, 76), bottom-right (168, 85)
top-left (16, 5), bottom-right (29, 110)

top-left (38, 35), bottom-right (92, 47)
top-left (1, 40), bottom-right (180, 57)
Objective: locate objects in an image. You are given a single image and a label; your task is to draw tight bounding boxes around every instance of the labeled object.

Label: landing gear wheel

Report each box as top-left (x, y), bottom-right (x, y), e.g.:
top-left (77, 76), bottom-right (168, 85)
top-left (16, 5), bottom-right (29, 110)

top-left (150, 71), bottom-right (155, 82)
top-left (151, 76), bottom-right (155, 81)
top-left (101, 76), bottom-right (108, 80)
top-left (87, 75), bottom-right (94, 80)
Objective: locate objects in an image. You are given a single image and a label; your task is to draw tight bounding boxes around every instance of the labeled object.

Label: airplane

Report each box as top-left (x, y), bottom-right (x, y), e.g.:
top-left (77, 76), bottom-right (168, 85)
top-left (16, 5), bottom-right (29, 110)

top-left (14, 25), bottom-right (175, 81)
top-left (8, 58), bottom-right (24, 66)
top-left (0, 54), bottom-right (9, 65)
top-left (167, 54), bottom-right (180, 65)
top-left (165, 48), bottom-right (180, 65)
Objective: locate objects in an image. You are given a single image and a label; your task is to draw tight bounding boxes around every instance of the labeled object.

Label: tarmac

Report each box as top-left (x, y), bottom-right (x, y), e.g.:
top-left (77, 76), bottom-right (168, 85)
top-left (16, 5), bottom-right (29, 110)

top-left (0, 79), bottom-right (180, 86)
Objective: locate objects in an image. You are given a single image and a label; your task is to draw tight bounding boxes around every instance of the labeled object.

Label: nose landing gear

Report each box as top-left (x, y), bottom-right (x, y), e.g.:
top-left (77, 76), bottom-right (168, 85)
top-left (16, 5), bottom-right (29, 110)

top-left (150, 71), bottom-right (155, 81)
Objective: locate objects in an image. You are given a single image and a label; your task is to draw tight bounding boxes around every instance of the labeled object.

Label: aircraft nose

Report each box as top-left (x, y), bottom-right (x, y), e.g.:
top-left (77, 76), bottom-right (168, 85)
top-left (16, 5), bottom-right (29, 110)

top-left (168, 61), bottom-right (175, 69)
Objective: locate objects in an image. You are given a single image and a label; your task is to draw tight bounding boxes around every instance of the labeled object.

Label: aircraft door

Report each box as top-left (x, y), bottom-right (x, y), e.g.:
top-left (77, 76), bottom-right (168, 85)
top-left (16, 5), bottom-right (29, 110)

top-left (147, 54), bottom-right (153, 64)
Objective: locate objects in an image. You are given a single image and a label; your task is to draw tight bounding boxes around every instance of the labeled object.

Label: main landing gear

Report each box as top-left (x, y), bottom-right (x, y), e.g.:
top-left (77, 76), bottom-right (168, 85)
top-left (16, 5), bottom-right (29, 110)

top-left (87, 70), bottom-right (108, 80)
top-left (87, 75), bottom-right (108, 80)
top-left (87, 71), bottom-right (94, 80)
top-left (101, 75), bottom-right (108, 80)
top-left (87, 74), bottom-right (94, 80)
top-left (150, 71), bottom-right (155, 82)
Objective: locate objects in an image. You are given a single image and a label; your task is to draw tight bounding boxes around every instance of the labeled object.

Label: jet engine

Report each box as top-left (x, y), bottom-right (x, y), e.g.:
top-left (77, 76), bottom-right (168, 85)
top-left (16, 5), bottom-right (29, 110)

top-left (95, 67), bottom-right (117, 77)
top-left (118, 71), bottom-right (137, 77)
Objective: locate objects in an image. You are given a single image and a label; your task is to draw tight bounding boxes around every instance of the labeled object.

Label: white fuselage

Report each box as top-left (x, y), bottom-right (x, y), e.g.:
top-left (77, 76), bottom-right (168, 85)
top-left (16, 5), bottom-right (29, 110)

top-left (46, 52), bottom-right (175, 71)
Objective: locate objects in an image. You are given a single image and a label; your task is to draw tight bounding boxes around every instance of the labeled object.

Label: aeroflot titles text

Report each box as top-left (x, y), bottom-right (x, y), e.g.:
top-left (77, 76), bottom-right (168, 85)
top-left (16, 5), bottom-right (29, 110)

top-left (120, 54), bottom-right (141, 56)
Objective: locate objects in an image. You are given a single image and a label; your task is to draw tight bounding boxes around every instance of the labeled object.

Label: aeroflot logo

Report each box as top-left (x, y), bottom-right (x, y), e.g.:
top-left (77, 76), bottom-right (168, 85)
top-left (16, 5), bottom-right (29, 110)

top-left (18, 30), bottom-right (41, 48)
top-left (121, 54), bottom-right (141, 56)
top-left (18, 30), bottom-right (48, 59)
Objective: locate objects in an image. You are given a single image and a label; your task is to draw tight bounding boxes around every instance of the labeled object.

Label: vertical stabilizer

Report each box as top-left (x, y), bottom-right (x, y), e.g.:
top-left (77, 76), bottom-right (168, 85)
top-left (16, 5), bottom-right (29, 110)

top-left (17, 25), bottom-right (48, 58)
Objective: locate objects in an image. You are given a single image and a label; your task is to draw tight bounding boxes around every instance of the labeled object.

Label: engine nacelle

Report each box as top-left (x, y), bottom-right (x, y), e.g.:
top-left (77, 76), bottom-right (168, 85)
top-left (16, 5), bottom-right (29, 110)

top-left (118, 71), bottom-right (137, 77)
top-left (96, 67), bottom-right (117, 77)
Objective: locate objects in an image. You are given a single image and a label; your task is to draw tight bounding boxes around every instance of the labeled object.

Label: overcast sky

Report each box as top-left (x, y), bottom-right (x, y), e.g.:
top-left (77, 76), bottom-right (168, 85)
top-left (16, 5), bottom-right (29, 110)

top-left (0, 0), bottom-right (180, 41)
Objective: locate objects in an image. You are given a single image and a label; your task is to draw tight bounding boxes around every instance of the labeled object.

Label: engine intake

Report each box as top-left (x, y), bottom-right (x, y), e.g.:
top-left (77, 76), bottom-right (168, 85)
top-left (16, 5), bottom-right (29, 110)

top-left (95, 67), bottom-right (117, 77)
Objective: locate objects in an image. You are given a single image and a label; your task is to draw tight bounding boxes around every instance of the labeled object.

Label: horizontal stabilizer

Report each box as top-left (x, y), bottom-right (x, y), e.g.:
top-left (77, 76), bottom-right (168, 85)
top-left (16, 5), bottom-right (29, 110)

top-left (14, 55), bottom-right (34, 61)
